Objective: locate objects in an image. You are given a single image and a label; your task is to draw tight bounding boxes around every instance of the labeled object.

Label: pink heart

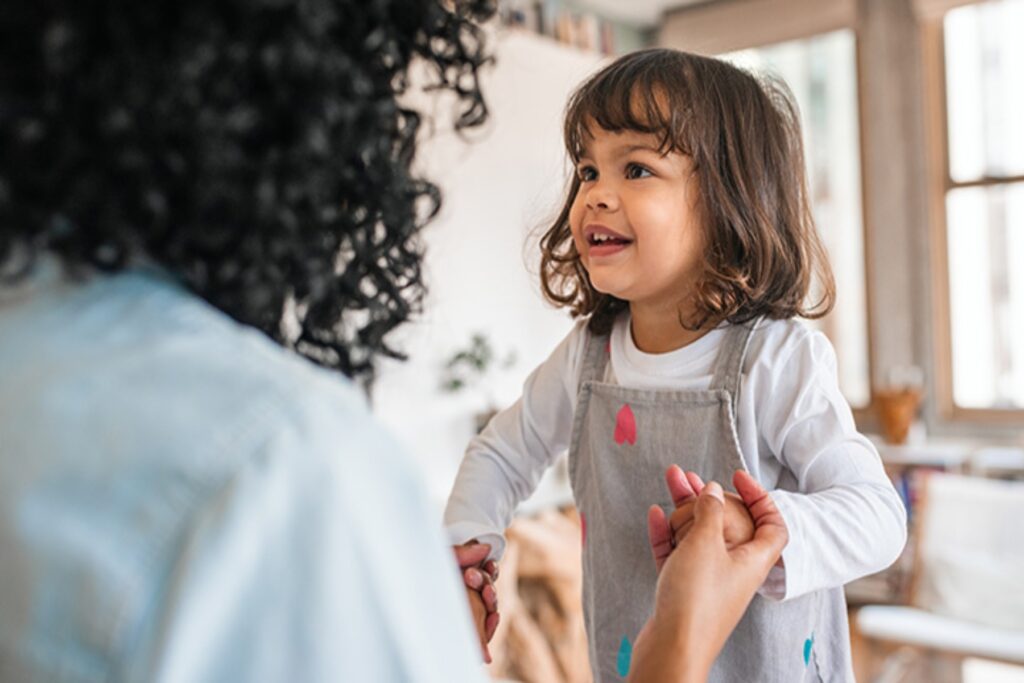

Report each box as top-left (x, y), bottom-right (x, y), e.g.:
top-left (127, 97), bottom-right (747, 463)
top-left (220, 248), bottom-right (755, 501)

top-left (613, 404), bottom-right (636, 445)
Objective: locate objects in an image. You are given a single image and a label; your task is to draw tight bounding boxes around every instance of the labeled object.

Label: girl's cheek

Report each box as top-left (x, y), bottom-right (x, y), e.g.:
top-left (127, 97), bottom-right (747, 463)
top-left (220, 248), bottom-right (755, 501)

top-left (569, 232), bottom-right (590, 268)
top-left (571, 233), bottom-right (587, 262)
top-left (568, 211), bottom-right (584, 249)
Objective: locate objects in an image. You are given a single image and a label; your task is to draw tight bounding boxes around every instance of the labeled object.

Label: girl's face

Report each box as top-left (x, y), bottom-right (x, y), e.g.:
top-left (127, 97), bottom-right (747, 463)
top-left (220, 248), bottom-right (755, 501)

top-left (569, 126), bottom-right (706, 314)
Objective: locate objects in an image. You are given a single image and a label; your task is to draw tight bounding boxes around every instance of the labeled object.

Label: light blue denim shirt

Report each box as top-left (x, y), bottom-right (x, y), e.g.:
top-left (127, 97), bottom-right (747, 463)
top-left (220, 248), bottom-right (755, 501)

top-left (0, 260), bottom-right (485, 682)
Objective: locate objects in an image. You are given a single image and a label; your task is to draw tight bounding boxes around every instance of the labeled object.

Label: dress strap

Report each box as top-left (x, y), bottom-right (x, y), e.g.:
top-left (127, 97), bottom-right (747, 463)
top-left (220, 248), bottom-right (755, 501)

top-left (708, 317), bottom-right (762, 404)
top-left (577, 325), bottom-right (611, 391)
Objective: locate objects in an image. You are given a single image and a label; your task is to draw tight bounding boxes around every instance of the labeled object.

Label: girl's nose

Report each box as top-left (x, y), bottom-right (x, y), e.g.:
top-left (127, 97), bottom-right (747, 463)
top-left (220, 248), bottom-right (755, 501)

top-left (585, 182), bottom-right (618, 211)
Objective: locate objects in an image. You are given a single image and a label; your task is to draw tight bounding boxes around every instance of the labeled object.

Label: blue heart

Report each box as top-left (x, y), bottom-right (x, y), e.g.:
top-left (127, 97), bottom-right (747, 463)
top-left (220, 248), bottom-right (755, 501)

top-left (803, 633), bottom-right (815, 666)
top-left (617, 636), bottom-right (633, 676)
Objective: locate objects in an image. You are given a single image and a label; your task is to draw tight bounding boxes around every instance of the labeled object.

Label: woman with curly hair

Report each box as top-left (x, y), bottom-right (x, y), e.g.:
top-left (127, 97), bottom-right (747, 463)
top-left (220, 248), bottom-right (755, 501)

top-left (0, 1), bottom-right (498, 680)
top-left (1, 0), bottom-right (491, 380)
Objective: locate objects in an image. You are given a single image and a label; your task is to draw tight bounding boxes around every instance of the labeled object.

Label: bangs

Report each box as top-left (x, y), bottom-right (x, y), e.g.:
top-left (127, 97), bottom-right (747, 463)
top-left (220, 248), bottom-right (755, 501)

top-left (564, 49), bottom-right (700, 161)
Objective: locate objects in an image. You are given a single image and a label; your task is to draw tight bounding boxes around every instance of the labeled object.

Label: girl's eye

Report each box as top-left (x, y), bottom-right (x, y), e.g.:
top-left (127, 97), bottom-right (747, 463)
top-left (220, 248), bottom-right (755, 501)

top-left (577, 165), bottom-right (597, 182)
top-left (625, 163), bottom-right (652, 180)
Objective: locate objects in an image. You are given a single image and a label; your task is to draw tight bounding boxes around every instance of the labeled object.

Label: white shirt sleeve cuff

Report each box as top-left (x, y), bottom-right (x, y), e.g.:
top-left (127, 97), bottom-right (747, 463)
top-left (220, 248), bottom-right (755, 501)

top-left (755, 489), bottom-right (803, 602)
top-left (446, 523), bottom-right (507, 562)
top-left (758, 565), bottom-right (788, 601)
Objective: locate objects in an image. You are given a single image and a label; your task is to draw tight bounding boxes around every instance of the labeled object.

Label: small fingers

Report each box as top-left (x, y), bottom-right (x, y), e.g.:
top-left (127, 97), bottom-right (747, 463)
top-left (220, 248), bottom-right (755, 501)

top-left (646, 504), bottom-right (673, 573)
top-left (665, 465), bottom-right (696, 507)
top-left (685, 471), bottom-right (706, 495)
top-left (733, 470), bottom-right (783, 527)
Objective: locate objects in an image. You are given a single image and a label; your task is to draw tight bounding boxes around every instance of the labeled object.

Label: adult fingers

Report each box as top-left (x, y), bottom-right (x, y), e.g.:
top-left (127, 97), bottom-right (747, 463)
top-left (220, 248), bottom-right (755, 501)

top-left (671, 519), bottom-right (694, 546)
top-left (665, 464), bottom-right (696, 507)
top-left (467, 589), bottom-right (492, 664)
top-left (454, 542), bottom-right (491, 569)
top-left (485, 611), bottom-right (501, 643)
top-left (646, 504), bottom-right (674, 573)
top-left (749, 521), bottom-right (788, 559)
top-left (688, 481), bottom-right (726, 543)
top-left (730, 521), bottom-right (788, 578)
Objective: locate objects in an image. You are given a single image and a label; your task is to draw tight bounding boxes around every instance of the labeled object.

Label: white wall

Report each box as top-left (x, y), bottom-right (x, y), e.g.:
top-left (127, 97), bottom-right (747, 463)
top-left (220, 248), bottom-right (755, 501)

top-left (372, 31), bottom-right (605, 508)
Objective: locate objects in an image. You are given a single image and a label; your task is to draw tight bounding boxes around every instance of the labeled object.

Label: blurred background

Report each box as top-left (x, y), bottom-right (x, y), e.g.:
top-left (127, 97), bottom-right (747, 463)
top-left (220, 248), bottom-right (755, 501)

top-left (371, 0), bottom-right (1024, 680)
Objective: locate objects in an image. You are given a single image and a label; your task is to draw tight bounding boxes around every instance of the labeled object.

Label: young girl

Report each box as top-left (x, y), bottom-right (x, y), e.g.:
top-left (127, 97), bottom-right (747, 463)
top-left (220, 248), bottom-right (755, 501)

top-left (445, 48), bottom-right (906, 682)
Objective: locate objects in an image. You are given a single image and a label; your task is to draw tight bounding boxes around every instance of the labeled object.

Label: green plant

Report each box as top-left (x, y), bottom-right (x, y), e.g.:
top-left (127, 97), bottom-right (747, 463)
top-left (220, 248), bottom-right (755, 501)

top-left (440, 333), bottom-right (516, 394)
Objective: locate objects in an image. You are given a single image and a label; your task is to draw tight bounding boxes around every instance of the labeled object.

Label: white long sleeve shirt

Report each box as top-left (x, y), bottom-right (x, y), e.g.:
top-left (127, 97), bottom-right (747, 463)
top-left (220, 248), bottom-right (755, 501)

top-left (445, 315), bottom-right (907, 602)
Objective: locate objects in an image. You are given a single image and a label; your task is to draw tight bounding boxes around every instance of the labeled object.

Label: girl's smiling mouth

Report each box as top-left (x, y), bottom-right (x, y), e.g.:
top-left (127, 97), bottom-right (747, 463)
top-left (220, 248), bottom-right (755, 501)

top-left (584, 224), bottom-right (633, 257)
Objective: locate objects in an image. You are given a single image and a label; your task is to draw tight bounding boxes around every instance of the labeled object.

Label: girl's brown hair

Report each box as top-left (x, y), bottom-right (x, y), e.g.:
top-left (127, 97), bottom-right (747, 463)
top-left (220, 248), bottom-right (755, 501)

top-left (540, 48), bottom-right (835, 334)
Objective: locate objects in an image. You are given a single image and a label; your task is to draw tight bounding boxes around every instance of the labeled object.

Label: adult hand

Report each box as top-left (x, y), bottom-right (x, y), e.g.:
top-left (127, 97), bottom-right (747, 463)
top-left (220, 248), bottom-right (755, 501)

top-left (627, 470), bottom-right (789, 683)
top-left (453, 542), bottom-right (500, 663)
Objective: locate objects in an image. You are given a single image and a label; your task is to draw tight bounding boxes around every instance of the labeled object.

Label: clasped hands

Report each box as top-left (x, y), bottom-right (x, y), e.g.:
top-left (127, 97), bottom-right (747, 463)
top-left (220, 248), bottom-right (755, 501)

top-left (655, 467), bottom-right (756, 556)
top-left (452, 541), bottom-right (500, 664)
top-left (454, 467), bottom-right (788, 675)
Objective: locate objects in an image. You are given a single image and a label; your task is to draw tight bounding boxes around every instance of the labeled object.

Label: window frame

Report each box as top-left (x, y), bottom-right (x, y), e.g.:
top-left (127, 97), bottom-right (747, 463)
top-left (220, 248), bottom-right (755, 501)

top-left (851, 31), bottom-right (880, 427)
top-left (921, 8), bottom-right (1024, 423)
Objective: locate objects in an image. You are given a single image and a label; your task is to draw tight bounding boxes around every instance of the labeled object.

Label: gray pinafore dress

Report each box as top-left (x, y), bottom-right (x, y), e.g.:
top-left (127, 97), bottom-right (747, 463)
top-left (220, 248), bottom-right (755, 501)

top-left (568, 320), bottom-right (854, 682)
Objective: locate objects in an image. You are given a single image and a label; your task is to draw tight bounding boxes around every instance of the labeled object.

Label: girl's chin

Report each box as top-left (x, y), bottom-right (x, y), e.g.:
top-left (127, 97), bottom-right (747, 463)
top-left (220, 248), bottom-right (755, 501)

top-left (592, 284), bottom-right (630, 301)
top-left (589, 281), bottom-right (616, 296)
top-left (587, 270), bottom-right (636, 301)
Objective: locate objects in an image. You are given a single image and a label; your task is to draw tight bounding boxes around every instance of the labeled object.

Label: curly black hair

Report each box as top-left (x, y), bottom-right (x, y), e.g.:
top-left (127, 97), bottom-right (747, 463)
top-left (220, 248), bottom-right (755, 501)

top-left (0, 0), bottom-right (494, 381)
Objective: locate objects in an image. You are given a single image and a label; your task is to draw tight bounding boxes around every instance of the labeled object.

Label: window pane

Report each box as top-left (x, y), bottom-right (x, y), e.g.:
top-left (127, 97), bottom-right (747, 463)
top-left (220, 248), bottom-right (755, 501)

top-left (725, 30), bottom-right (870, 407)
top-left (947, 182), bottom-right (1024, 409)
top-left (945, 0), bottom-right (1024, 183)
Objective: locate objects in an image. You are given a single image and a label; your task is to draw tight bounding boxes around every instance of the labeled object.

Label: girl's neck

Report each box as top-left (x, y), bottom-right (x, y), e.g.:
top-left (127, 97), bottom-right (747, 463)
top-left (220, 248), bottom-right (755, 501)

top-left (629, 301), bottom-right (712, 354)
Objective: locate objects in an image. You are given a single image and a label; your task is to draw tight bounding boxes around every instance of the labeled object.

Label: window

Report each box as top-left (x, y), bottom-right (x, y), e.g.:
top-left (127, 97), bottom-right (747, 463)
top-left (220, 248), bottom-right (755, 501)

top-left (932, 0), bottom-right (1024, 412)
top-left (725, 30), bottom-right (871, 407)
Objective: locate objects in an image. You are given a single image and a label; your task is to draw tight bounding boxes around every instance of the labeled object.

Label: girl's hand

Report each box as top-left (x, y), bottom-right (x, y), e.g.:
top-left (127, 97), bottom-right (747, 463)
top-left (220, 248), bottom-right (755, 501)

top-left (664, 467), bottom-right (755, 549)
top-left (453, 541), bottom-right (500, 663)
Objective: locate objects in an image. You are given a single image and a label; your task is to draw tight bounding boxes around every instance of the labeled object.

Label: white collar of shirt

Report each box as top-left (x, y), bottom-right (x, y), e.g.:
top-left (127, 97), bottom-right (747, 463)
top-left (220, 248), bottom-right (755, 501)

top-left (610, 314), bottom-right (728, 382)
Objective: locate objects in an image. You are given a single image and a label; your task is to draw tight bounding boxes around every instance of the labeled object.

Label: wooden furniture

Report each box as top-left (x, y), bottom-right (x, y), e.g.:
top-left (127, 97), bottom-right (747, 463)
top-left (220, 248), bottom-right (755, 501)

top-left (489, 507), bottom-right (591, 683)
